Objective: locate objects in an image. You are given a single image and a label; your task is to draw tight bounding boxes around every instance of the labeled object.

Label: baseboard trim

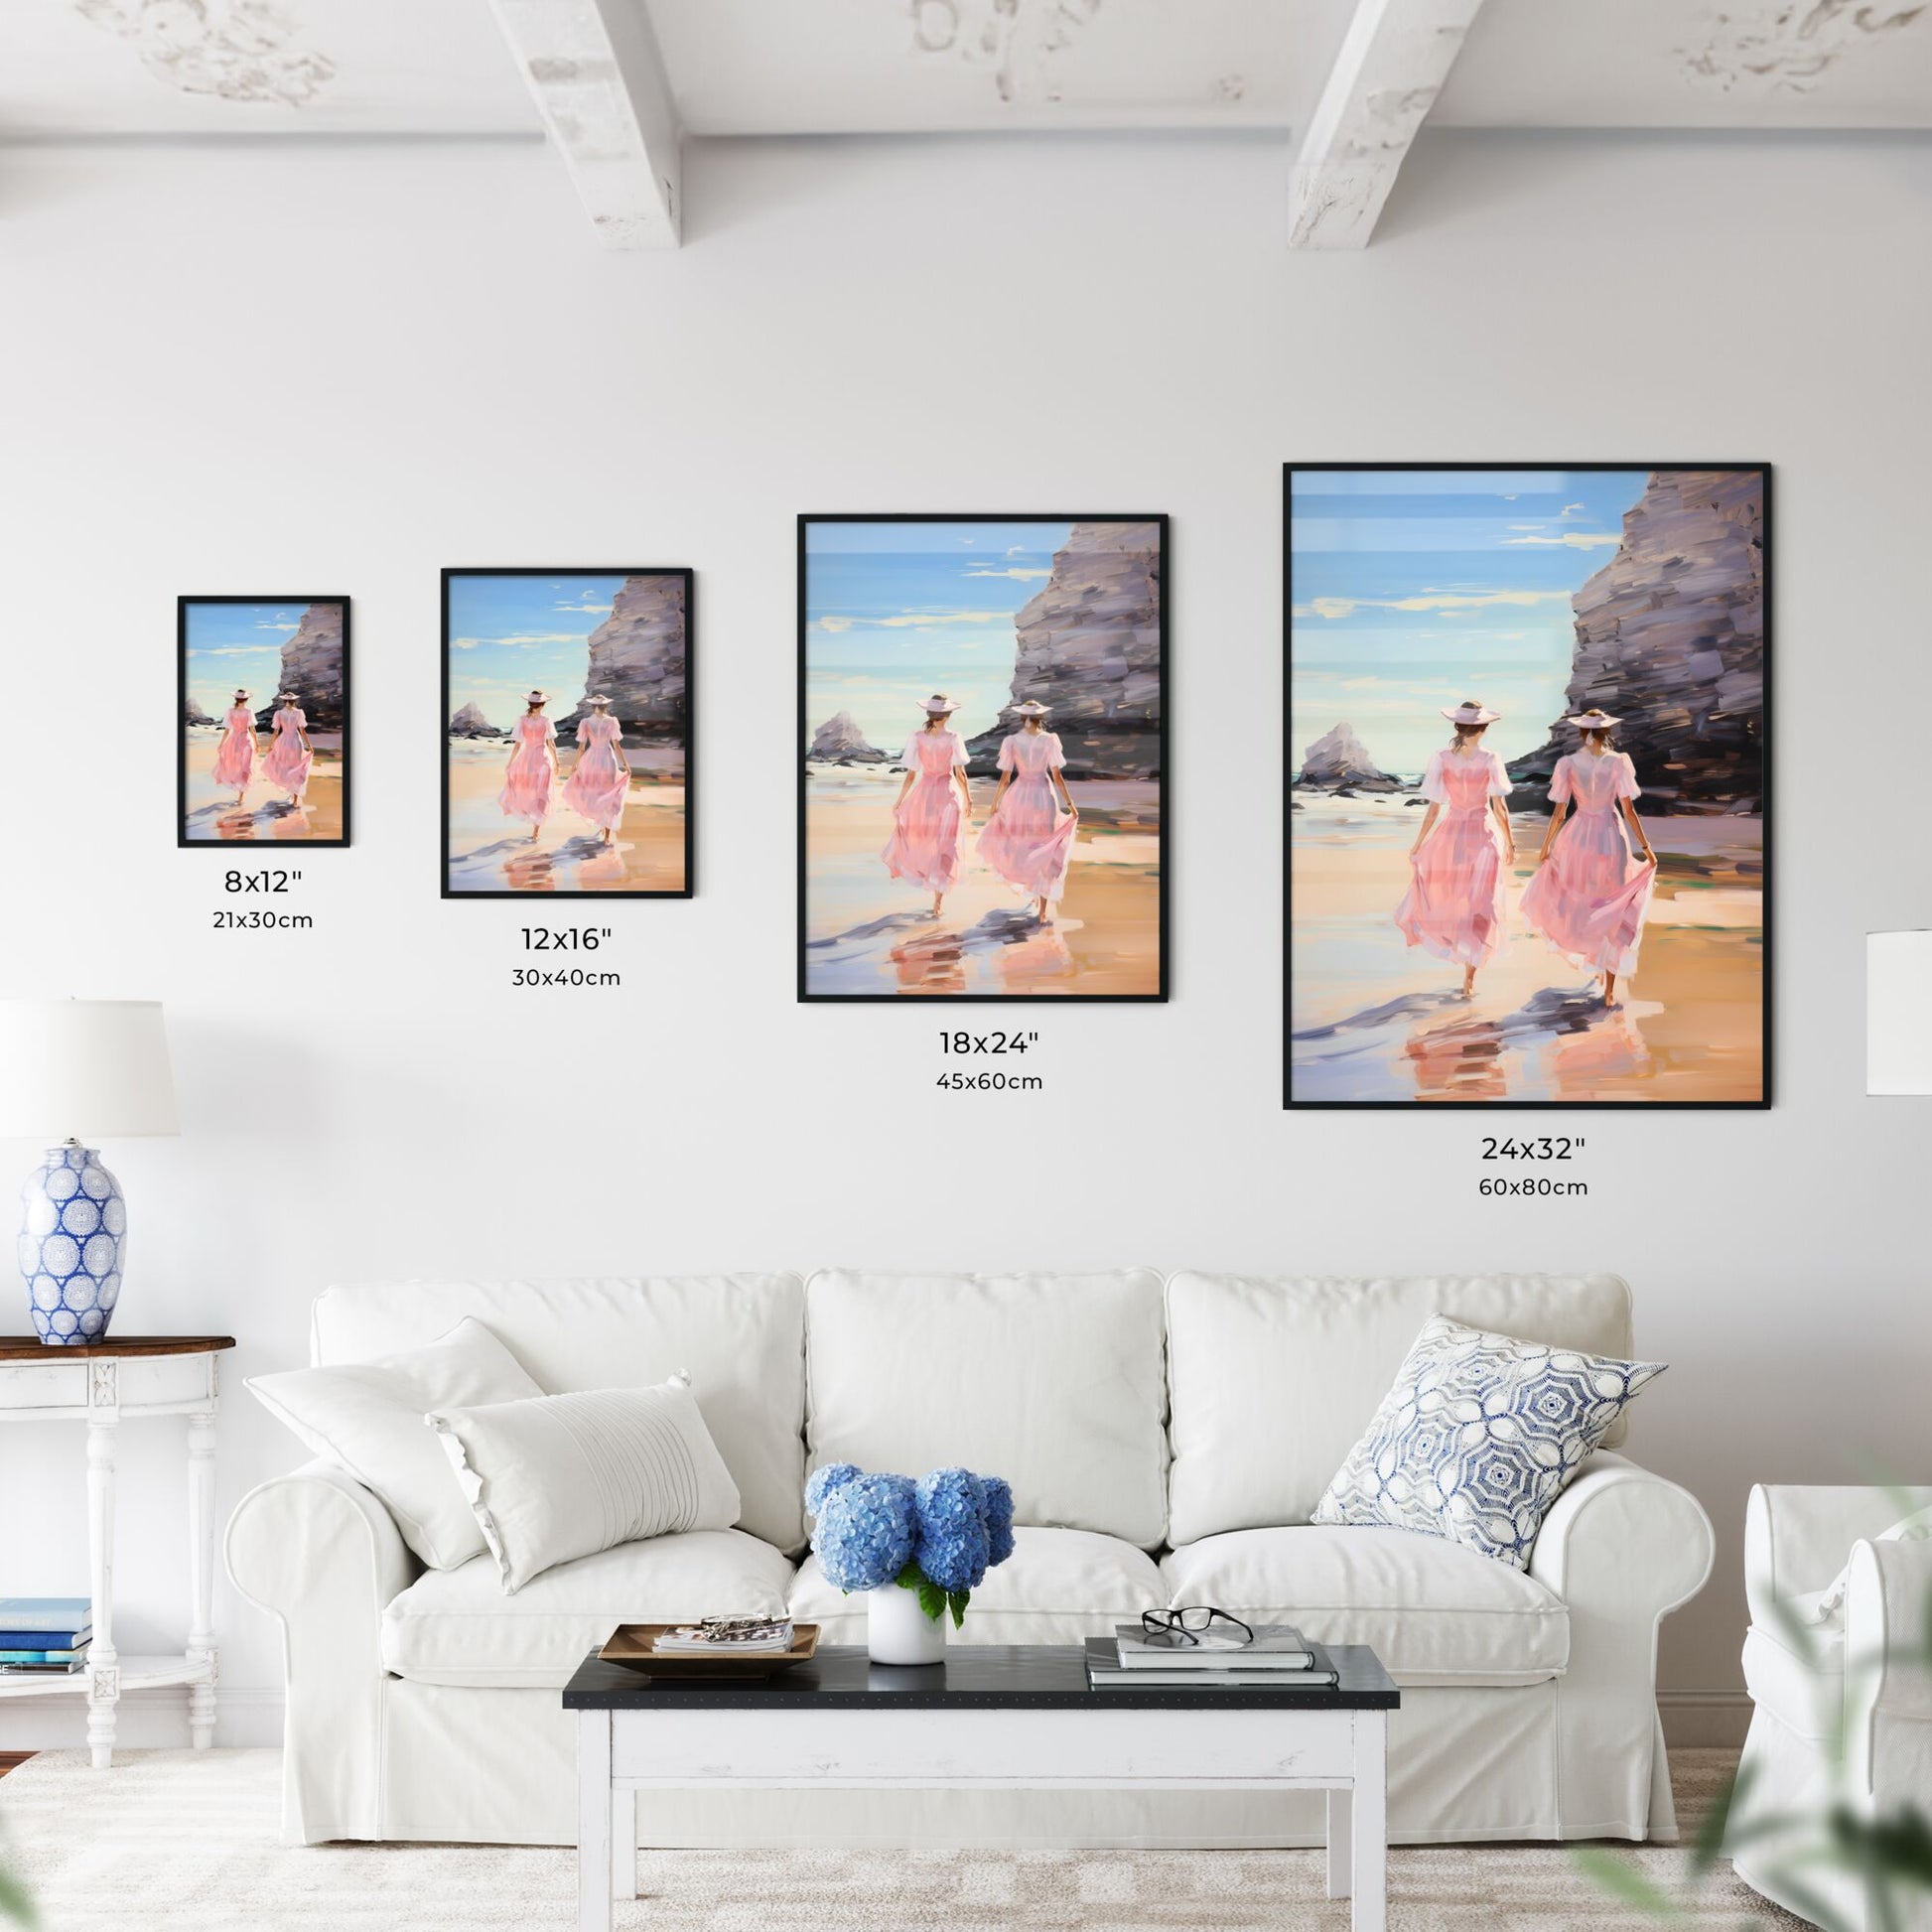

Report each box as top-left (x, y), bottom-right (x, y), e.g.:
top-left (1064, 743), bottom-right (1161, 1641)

top-left (1658, 1689), bottom-right (1751, 1749)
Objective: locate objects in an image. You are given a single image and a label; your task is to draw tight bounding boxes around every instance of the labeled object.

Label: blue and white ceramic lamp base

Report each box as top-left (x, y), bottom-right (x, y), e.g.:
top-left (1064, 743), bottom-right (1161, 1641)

top-left (18, 1144), bottom-right (125, 1344)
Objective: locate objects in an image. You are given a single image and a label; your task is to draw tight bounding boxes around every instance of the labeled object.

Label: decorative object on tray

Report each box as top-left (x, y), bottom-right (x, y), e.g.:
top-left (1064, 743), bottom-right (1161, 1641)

top-left (804, 1462), bottom-right (1015, 1665)
top-left (0, 1001), bottom-right (178, 1345)
top-left (1084, 1634), bottom-right (1341, 1689)
top-left (1312, 1313), bottom-right (1665, 1568)
top-left (598, 1621), bottom-right (817, 1678)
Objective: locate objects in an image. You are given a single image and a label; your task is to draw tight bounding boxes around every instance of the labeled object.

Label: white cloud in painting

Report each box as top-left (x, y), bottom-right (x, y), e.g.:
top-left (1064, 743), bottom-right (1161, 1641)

top-left (1501, 532), bottom-right (1620, 550)
top-left (1006, 545), bottom-right (1028, 557)
top-left (450, 631), bottom-right (585, 649)
top-left (962, 566), bottom-right (1050, 581)
top-left (553, 598), bottom-right (611, 614)
top-left (1561, 503), bottom-right (1587, 516)
top-left (1294, 589), bottom-right (1572, 620)
top-left (816, 616), bottom-right (853, 634)
top-left (836, 610), bottom-right (1011, 629)
top-left (252, 619), bottom-right (299, 631)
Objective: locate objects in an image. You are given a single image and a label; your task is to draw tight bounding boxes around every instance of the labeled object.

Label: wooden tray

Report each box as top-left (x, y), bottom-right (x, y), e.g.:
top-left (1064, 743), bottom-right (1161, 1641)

top-left (599, 1623), bottom-right (819, 1678)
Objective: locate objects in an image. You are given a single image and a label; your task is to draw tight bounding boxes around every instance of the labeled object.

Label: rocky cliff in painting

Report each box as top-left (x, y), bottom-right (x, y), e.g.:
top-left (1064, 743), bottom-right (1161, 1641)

top-left (809, 712), bottom-right (889, 763)
top-left (964, 522), bottom-right (1162, 780)
top-left (1296, 722), bottom-right (1404, 790)
top-left (448, 701), bottom-right (507, 739)
top-left (555, 575), bottom-right (687, 747)
top-left (1508, 470), bottom-right (1764, 812)
top-left (184, 695), bottom-right (214, 727)
top-left (265, 601), bottom-right (345, 731)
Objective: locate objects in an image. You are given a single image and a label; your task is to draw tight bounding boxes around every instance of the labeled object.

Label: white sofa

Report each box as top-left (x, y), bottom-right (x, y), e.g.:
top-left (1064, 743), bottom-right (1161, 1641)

top-left (226, 1268), bottom-right (1713, 1851)
top-left (1731, 1484), bottom-right (1932, 1931)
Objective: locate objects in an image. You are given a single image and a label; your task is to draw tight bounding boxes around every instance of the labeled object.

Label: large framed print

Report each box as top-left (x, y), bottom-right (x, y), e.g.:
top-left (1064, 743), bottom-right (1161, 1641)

top-left (798, 514), bottom-right (1168, 1002)
top-left (179, 596), bottom-right (349, 846)
top-left (441, 568), bottom-right (693, 898)
top-left (1286, 464), bottom-right (1769, 1109)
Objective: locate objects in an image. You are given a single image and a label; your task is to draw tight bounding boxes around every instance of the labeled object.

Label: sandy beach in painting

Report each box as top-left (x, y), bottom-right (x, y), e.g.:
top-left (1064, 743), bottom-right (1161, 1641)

top-left (804, 764), bottom-right (1161, 997)
top-left (446, 740), bottom-right (685, 894)
top-left (1290, 792), bottom-right (1763, 1103)
top-left (183, 730), bottom-right (345, 842)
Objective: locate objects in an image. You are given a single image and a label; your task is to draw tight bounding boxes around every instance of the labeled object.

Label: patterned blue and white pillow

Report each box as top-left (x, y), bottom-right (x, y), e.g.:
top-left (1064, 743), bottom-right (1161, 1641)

top-left (1311, 1315), bottom-right (1666, 1569)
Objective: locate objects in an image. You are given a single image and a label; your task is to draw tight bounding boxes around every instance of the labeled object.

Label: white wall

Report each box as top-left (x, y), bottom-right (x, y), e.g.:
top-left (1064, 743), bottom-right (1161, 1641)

top-left (1, 128), bottom-right (1928, 1749)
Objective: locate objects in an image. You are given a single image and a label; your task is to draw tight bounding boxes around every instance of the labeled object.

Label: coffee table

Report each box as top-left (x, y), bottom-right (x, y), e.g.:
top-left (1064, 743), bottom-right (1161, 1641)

top-left (563, 1642), bottom-right (1399, 1931)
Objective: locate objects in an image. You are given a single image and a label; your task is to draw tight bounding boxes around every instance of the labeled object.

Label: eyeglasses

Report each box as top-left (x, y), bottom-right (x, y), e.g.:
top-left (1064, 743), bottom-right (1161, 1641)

top-left (1138, 1606), bottom-right (1255, 1649)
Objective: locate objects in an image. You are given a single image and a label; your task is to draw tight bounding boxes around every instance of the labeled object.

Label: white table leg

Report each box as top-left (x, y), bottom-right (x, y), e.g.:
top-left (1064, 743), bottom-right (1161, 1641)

top-left (578, 1710), bottom-right (614, 1932)
top-left (85, 1416), bottom-right (118, 1771)
top-left (186, 1410), bottom-right (218, 1749)
top-left (612, 1786), bottom-right (636, 1901)
top-left (1350, 1710), bottom-right (1388, 1932)
top-left (1326, 1785), bottom-right (1353, 1899)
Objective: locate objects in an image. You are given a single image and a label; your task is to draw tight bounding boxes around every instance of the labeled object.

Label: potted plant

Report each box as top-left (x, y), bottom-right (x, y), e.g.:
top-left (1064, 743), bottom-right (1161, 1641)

top-left (805, 1463), bottom-right (1016, 1665)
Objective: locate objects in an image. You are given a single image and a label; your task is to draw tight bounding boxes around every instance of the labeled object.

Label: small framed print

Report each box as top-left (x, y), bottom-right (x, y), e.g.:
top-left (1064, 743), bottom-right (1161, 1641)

top-left (179, 596), bottom-right (350, 846)
top-left (441, 568), bottom-right (694, 898)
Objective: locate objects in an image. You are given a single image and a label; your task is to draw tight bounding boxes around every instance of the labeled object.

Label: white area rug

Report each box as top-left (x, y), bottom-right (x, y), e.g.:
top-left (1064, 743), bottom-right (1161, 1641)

top-left (2, 1747), bottom-right (1800, 1930)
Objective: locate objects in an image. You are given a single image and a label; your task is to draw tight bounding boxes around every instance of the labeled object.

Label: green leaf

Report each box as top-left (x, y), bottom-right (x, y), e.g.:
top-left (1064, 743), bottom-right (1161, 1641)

top-left (1569, 1847), bottom-right (1687, 1923)
top-left (894, 1561), bottom-right (924, 1591)
top-left (916, 1581), bottom-right (947, 1622)
top-left (1691, 1757), bottom-right (1755, 1874)
top-left (948, 1589), bottom-right (970, 1630)
top-left (0, 1859), bottom-right (37, 1930)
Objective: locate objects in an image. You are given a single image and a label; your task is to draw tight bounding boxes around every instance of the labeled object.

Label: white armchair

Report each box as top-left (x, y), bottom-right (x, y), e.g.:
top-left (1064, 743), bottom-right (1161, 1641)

top-left (1731, 1484), bottom-right (1932, 1932)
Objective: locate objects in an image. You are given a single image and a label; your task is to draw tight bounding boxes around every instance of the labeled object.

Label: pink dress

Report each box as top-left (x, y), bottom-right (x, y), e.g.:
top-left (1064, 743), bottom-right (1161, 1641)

top-left (261, 705), bottom-right (312, 798)
top-left (498, 714), bottom-right (557, 826)
top-left (977, 730), bottom-right (1076, 902)
top-left (1395, 747), bottom-right (1511, 968)
top-left (1520, 750), bottom-right (1654, 975)
top-left (882, 729), bottom-right (968, 894)
top-left (212, 704), bottom-right (257, 790)
top-left (563, 714), bottom-right (628, 830)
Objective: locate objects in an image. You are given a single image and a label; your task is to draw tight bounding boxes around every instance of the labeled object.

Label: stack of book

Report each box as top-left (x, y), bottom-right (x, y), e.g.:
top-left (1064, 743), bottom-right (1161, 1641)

top-left (0, 1597), bottom-right (92, 1675)
top-left (1085, 1621), bottom-right (1338, 1690)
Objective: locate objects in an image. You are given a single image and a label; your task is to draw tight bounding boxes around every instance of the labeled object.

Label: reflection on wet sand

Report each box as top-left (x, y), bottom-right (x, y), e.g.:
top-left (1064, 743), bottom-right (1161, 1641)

top-left (183, 734), bottom-right (343, 843)
top-left (1397, 989), bottom-right (1653, 1102)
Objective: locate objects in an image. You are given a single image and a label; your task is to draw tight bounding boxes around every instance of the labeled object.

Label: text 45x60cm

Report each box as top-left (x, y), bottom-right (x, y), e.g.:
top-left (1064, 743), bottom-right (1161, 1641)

top-left (936, 1071), bottom-right (1042, 1093)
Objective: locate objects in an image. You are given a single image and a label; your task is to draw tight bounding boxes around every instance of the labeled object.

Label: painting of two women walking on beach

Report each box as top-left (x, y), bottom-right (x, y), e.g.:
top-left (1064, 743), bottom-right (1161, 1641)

top-left (442, 568), bottom-right (692, 897)
top-left (179, 597), bottom-right (349, 845)
top-left (1287, 465), bottom-right (1768, 1107)
top-left (799, 515), bottom-right (1167, 1000)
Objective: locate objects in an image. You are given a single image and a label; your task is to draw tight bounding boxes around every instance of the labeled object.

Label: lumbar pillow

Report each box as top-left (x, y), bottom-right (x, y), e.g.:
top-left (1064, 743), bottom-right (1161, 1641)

top-left (427, 1375), bottom-right (742, 1592)
top-left (247, 1316), bottom-right (543, 1569)
top-left (1808, 1502), bottom-right (1932, 1624)
top-left (1311, 1314), bottom-right (1665, 1569)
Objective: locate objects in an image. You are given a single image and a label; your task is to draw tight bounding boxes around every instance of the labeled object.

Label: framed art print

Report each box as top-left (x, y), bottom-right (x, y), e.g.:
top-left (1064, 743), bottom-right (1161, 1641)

top-left (179, 596), bottom-right (349, 846)
top-left (441, 568), bottom-right (693, 898)
top-left (798, 514), bottom-right (1168, 1001)
top-left (1285, 465), bottom-right (1769, 1108)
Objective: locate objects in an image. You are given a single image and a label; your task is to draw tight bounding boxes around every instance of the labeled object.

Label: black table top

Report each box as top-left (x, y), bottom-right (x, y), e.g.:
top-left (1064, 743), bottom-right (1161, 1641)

top-left (562, 1642), bottom-right (1399, 1712)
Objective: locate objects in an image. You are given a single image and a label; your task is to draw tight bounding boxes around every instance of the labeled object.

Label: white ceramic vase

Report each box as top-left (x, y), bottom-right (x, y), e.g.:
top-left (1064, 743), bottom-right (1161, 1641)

top-left (867, 1584), bottom-right (948, 1666)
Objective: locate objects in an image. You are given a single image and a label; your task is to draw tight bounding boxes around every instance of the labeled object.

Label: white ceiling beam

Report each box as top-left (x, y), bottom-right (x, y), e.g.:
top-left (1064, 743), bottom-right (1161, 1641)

top-left (483, 0), bottom-right (681, 248)
top-left (1289, 0), bottom-right (1486, 250)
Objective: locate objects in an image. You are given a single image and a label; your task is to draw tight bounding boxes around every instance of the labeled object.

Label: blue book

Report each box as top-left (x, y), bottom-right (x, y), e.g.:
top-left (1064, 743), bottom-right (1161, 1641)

top-left (0, 1647), bottom-right (87, 1665)
top-left (0, 1627), bottom-right (89, 1650)
top-left (0, 1598), bottom-right (90, 1633)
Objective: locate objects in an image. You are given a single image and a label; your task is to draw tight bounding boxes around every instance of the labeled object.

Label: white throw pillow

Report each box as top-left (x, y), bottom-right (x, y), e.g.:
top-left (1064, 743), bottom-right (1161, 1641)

top-left (248, 1316), bottom-right (542, 1569)
top-left (1810, 1503), bottom-right (1932, 1624)
top-left (428, 1375), bottom-right (742, 1593)
top-left (1311, 1314), bottom-right (1666, 1569)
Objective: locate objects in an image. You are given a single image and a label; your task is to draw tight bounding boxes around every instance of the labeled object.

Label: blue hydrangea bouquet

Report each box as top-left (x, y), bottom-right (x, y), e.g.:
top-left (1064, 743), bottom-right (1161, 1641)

top-left (806, 1463), bottom-right (1015, 1627)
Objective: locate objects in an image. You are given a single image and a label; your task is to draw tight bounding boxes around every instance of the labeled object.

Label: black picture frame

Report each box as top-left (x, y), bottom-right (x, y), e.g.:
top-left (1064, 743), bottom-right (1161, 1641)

top-left (797, 512), bottom-right (1171, 1004)
top-left (178, 594), bottom-right (352, 850)
top-left (1283, 462), bottom-right (1771, 1110)
top-left (439, 566), bottom-right (695, 901)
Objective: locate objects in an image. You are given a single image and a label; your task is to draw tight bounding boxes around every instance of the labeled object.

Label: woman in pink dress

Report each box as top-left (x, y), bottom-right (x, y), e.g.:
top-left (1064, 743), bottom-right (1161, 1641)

top-left (977, 700), bottom-right (1077, 923)
top-left (562, 693), bottom-right (630, 845)
top-left (211, 688), bottom-right (259, 804)
top-left (883, 694), bottom-right (974, 917)
top-left (1395, 701), bottom-right (1514, 1000)
top-left (498, 689), bottom-right (558, 841)
top-left (261, 690), bottom-right (313, 805)
top-left (1520, 707), bottom-right (1657, 1006)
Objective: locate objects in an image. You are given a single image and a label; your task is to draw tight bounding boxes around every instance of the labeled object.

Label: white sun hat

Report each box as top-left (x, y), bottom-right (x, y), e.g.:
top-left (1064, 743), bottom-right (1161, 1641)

top-left (1011, 701), bottom-right (1051, 719)
top-left (921, 693), bottom-right (959, 715)
top-left (1440, 700), bottom-right (1500, 726)
top-left (232, 688), bottom-right (252, 701)
top-left (1565, 707), bottom-right (1621, 728)
top-left (525, 689), bottom-right (550, 705)
top-left (585, 693), bottom-right (613, 708)
top-left (276, 691), bottom-right (301, 703)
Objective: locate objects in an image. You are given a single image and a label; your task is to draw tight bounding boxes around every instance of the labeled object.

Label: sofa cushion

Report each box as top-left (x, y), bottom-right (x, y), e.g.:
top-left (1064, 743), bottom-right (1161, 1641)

top-left (1742, 1602), bottom-right (1844, 1742)
top-left (789, 1526), bottom-right (1165, 1645)
top-left (805, 1269), bottom-right (1169, 1550)
top-left (1161, 1527), bottom-right (1569, 1686)
top-left (1165, 1272), bottom-right (1636, 1545)
top-left (311, 1275), bottom-right (807, 1553)
top-left (381, 1529), bottom-right (794, 1688)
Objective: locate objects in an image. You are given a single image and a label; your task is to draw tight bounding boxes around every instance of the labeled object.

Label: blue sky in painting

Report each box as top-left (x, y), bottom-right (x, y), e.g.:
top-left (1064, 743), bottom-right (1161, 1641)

top-left (184, 601), bottom-right (304, 716)
top-left (1290, 470), bottom-right (1648, 776)
top-left (803, 520), bottom-right (1070, 752)
top-left (446, 574), bottom-right (621, 729)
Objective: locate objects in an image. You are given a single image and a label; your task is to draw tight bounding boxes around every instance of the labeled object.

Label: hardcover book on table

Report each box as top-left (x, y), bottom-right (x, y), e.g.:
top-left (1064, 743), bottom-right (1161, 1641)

top-left (0, 1598), bottom-right (90, 1635)
top-left (1113, 1622), bottom-right (1313, 1669)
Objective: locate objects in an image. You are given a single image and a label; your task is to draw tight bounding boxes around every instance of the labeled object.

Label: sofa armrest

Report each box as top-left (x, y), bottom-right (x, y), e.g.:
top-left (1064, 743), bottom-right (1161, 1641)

top-left (1844, 1536), bottom-right (1932, 1805)
top-left (1743, 1484), bottom-right (1932, 1628)
top-left (1528, 1451), bottom-right (1715, 1840)
top-left (225, 1459), bottom-right (418, 1842)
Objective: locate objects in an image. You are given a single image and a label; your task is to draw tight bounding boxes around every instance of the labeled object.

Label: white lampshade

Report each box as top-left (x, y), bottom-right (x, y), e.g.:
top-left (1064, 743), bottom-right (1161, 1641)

top-left (0, 1000), bottom-right (179, 1141)
top-left (1867, 932), bottom-right (1932, 1095)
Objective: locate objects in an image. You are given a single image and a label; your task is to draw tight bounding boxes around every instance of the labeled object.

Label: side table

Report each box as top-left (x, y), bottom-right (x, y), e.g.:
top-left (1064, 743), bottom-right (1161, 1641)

top-left (0, 1335), bottom-right (235, 1768)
